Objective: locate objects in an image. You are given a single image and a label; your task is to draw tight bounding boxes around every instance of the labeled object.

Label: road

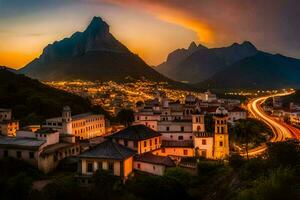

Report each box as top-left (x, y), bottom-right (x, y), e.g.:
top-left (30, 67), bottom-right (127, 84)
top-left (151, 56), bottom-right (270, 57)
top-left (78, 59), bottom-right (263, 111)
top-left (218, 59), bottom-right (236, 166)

top-left (243, 91), bottom-right (296, 157)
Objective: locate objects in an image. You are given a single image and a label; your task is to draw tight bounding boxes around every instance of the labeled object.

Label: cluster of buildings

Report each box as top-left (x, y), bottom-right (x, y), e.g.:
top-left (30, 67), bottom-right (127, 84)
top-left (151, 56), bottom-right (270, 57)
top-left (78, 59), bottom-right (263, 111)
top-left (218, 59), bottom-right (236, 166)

top-left (0, 107), bottom-right (105, 173)
top-left (268, 97), bottom-right (300, 128)
top-left (77, 92), bottom-right (247, 181)
top-left (0, 91), bottom-right (247, 181)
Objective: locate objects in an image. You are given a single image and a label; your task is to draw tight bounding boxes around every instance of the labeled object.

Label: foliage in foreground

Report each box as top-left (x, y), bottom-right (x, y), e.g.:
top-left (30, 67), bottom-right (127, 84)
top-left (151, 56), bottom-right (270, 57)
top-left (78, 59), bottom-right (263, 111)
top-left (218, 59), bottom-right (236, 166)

top-left (0, 141), bottom-right (299, 200)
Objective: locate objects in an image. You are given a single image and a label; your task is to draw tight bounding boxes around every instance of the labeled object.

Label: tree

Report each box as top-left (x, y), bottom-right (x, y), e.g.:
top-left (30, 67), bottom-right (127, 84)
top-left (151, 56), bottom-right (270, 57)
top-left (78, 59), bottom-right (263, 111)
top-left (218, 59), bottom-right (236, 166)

top-left (266, 140), bottom-right (300, 168)
top-left (231, 119), bottom-right (268, 160)
top-left (116, 109), bottom-right (134, 127)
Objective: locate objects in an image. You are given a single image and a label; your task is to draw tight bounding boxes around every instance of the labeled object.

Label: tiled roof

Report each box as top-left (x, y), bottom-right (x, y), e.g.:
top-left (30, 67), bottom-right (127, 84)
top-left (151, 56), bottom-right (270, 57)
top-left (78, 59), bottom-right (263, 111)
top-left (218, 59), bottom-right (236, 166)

top-left (134, 152), bottom-right (175, 167)
top-left (72, 112), bottom-right (94, 120)
top-left (194, 132), bottom-right (214, 137)
top-left (36, 128), bottom-right (58, 134)
top-left (41, 143), bottom-right (77, 155)
top-left (161, 140), bottom-right (194, 148)
top-left (78, 140), bottom-right (135, 160)
top-left (0, 136), bottom-right (45, 150)
top-left (107, 125), bottom-right (161, 141)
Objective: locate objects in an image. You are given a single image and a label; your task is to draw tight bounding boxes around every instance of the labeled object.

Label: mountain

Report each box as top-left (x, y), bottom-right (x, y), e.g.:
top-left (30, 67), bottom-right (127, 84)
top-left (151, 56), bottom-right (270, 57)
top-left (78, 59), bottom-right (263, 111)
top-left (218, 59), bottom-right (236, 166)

top-left (19, 17), bottom-right (171, 82)
top-left (197, 52), bottom-right (300, 89)
top-left (0, 66), bottom-right (17, 73)
top-left (0, 68), bottom-right (93, 125)
top-left (156, 41), bottom-right (257, 83)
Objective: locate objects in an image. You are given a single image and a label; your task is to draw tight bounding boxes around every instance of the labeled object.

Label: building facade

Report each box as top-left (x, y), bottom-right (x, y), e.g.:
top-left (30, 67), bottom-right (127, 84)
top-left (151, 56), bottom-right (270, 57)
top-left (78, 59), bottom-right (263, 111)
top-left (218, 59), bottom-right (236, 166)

top-left (43, 106), bottom-right (105, 140)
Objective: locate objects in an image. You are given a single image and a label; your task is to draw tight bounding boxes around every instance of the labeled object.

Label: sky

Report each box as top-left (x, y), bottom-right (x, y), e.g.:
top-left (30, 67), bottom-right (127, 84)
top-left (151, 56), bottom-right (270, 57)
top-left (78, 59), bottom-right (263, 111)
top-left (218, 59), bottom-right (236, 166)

top-left (0, 0), bottom-right (300, 69)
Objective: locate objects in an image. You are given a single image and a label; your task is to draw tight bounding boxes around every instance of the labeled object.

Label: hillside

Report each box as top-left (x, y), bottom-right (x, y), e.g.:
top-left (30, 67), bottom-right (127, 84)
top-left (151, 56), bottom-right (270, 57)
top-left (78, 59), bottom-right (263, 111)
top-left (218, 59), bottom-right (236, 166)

top-left (19, 17), bottom-right (172, 83)
top-left (0, 68), bottom-right (92, 125)
top-left (156, 41), bottom-right (257, 83)
top-left (197, 52), bottom-right (300, 90)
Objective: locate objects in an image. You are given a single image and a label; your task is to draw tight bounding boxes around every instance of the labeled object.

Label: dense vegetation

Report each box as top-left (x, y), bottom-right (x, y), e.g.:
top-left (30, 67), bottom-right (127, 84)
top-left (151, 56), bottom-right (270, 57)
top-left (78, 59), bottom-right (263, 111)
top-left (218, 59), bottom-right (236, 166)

top-left (230, 119), bottom-right (273, 158)
top-left (0, 69), bottom-right (93, 126)
top-left (1, 140), bottom-right (299, 200)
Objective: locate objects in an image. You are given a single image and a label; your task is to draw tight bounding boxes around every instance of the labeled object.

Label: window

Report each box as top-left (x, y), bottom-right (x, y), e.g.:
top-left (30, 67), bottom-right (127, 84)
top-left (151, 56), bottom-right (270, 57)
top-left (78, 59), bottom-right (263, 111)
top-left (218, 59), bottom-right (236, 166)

top-left (144, 141), bottom-right (147, 147)
top-left (16, 151), bottom-right (22, 158)
top-left (202, 139), bottom-right (206, 145)
top-left (183, 149), bottom-right (188, 155)
top-left (170, 135), bottom-right (173, 139)
top-left (181, 126), bottom-right (184, 132)
top-left (4, 150), bottom-right (8, 157)
top-left (124, 140), bottom-right (128, 147)
top-left (153, 166), bottom-right (156, 170)
top-left (220, 141), bottom-right (223, 146)
top-left (197, 125), bottom-right (201, 131)
top-left (87, 163), bottom-right (93, 173)
top-left (166, 126), bottom-right (170, 131)
top-left (137, 163), bottom-right (141, 169)
top-left (190, 136), bottom-right (193, 140)
top-left (150, 140), bottom-right (152, 146)
top-left (108, 162), bottom-right (114, 171)
top-left (154, 138), bottom-right (157, 145)
top-left (201, 150), bottom-right (207, 157)
top-left (29, 152), bottom-right (34, 159)
top-left (178, 136), bottom-right (183, 140)
top-left (98, 162), bottom-right (103, 170)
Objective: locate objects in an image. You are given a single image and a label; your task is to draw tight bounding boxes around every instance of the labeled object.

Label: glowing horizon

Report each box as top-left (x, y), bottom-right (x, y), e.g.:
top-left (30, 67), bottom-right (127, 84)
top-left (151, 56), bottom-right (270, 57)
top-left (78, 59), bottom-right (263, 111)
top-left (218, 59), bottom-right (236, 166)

top-left (1, 0), bottom-right (300, 69)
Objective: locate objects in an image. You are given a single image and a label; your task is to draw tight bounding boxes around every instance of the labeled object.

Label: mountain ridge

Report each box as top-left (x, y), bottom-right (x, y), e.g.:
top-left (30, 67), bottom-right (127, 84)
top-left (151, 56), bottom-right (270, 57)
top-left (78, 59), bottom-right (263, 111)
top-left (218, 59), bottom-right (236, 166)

top-left (19, 17), bottom-right (173, 83)
top-left (196, 51), bottom-right (300, 89)
top-left (156, 41), bottom-right (257, 83)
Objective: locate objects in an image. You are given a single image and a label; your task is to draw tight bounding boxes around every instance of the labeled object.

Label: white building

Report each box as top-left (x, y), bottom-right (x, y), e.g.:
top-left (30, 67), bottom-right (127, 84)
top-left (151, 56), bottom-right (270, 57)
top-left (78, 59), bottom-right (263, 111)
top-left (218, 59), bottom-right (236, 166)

top-left (0, 128), bottom-right (80, 173)
top-left (43, 106), bottom-right (105, 140)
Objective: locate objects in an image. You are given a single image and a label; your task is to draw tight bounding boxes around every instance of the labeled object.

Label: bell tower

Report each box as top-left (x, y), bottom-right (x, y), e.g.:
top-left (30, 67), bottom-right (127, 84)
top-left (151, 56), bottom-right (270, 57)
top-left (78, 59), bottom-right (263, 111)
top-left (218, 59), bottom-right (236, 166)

top-left (213, 107), bottom-right (229, 159)
top-left (62, 106), bottom-right (72, 134)
top-left (192, 111), bottom-right (205, 132)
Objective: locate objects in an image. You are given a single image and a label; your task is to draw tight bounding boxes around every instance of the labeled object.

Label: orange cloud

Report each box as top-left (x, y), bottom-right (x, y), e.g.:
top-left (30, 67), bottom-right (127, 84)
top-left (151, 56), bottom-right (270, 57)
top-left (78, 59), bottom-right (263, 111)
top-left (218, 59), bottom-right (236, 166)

top-left (100, 0), bottom-right (215, 45)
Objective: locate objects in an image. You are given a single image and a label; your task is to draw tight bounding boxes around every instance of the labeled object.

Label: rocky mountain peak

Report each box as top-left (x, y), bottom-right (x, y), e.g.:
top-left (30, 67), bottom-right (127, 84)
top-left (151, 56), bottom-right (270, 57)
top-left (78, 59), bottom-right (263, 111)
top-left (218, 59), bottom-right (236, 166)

top-left (188, 41), bottom-right (198, 51)
top-left (85, 16), bottom-right (109, 35)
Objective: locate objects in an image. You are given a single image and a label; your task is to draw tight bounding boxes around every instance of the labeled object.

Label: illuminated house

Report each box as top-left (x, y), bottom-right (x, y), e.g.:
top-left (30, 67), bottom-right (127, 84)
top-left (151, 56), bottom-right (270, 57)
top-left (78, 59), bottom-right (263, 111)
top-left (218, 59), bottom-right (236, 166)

top-left (0, 109), bottom-right (19, 137)
top-left (43, 106), bottom-right (105, 140)
top-left (77, 125), bottom-right (176, 178)
top-left (106, 125), bottom-right (161, 154)
top-left (134, 93), bottom-right (230, 160)
top-left (78, 139), bottom-right (135, 180)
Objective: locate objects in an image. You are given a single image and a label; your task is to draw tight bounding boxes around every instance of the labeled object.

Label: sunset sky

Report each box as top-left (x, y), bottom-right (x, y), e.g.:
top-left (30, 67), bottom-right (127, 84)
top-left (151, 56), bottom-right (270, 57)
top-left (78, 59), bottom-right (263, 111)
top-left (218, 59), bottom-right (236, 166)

top-left (1, 0), bottom-right (300, 68)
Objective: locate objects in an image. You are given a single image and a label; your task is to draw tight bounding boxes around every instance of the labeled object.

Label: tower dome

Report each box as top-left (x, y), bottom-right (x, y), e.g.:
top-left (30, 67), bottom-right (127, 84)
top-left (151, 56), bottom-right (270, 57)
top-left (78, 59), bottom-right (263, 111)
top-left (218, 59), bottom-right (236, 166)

top-left (63, 106), bottom-right (71, 112)
top-left (216, 106), bottom-right (228, 115)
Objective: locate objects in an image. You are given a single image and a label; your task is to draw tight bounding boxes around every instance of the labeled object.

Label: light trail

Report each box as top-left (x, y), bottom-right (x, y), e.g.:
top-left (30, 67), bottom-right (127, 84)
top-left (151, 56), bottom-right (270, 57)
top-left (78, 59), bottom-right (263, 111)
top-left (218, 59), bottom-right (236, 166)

top-left (242, 91), bottom-right (295, 157)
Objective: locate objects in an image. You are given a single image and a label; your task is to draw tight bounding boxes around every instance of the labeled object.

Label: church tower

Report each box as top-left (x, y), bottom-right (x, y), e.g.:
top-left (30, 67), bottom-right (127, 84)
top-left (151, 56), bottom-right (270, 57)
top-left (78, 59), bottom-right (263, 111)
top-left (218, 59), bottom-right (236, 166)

top-left (213, 107), bottom-right (229, 159)
top-left (192, 111), bottom-right (205, 132)
top-left (62, 106), bottom-right (72, 134)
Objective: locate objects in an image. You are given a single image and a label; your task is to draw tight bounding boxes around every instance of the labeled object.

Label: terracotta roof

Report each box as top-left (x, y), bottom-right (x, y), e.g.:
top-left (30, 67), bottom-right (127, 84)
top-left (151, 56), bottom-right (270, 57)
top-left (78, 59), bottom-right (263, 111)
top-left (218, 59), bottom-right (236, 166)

top-left (161, 140), bottom-right (194, 148)
top-left (134, 152), bottom-right (175, 167)
top-left (107, 125), bottom-right (161, 141)
top-left (78, 140), bottom-right (135, 160)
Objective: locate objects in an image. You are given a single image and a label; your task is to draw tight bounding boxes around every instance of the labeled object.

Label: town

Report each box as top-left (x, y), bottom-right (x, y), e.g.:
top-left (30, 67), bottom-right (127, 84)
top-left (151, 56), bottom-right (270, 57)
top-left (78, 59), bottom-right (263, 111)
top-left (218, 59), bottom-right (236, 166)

top-left (1, 2), bottom-right (300, 199)
top-left (1, 86), bottom-right (299, 181)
